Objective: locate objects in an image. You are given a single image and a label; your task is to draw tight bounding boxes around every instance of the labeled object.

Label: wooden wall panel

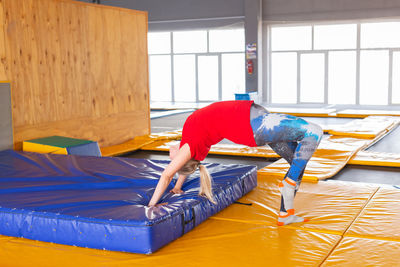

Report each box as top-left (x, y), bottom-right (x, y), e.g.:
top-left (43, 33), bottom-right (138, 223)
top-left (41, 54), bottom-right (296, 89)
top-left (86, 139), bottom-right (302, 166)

top-left (0, 0), bottom-right (149, 149)
top-left (0, 2), bottom-right (7, 80)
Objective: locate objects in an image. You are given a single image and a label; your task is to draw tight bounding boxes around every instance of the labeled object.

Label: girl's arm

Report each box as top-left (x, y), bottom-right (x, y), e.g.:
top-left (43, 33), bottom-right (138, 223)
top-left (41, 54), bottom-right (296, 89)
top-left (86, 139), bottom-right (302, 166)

top-left (148, 143), bottom-right (191, 206)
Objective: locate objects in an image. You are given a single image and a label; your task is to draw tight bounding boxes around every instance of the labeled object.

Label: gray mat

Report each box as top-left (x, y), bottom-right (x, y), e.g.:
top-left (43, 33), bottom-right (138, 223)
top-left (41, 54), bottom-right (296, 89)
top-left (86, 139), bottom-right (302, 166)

top-left (0, 83), bottom-right (12, 150)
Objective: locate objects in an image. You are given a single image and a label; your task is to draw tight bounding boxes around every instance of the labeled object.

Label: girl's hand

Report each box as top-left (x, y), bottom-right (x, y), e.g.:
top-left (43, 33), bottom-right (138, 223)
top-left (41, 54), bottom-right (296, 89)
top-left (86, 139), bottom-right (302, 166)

top-left (147, 202), bottom-right (168, 208)
top-left (170, 188), bottom-right (184, 194)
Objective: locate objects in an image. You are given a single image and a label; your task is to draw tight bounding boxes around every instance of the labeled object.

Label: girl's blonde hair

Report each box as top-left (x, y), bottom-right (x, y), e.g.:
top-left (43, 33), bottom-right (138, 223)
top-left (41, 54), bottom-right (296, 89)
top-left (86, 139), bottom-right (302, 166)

top-left (178, 159), bottom-right (216, 204)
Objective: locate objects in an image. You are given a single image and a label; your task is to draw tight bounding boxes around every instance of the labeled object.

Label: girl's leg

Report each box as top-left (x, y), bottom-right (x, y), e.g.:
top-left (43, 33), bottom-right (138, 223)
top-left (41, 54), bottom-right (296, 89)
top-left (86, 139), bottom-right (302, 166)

top-left (269, 142), bottom-right (297, 164)
top-left (251, 112), bottom-right (323, 225)
top-left (269, 142), bottom-right (301, 221)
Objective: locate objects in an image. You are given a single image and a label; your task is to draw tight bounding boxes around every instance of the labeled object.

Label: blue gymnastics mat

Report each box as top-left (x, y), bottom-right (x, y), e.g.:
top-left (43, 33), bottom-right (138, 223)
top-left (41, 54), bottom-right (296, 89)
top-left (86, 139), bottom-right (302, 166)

top-left (0, 150), bottom-right (257, 254)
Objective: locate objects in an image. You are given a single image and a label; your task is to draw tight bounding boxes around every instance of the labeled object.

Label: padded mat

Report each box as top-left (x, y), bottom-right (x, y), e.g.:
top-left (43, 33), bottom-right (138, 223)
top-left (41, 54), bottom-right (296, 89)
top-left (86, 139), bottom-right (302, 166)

top-left (268, 107), bottom-right (336, 117)
top-left (322, 236), bottom-right (400, 266)
top-left (346, 186), bottom-right (400, 241)
top-left (141, 140), bottom-right (280, 158)
top-left (336, 109), bottom-right (400, 118)
top-left (0, 150), bottom-right (257, 254)
top-left (0, 219), bottom-right (341, 267)
top-left (326, 116), bottom-right (400, 138)
top-left (101, 130), bottom-right (182, 157)
top-left (0, 165), bottom-right (399, 265)
top-left (213, 177), bottom-right (379, 235)
top-left (349, 151), bottom-right (400, 167)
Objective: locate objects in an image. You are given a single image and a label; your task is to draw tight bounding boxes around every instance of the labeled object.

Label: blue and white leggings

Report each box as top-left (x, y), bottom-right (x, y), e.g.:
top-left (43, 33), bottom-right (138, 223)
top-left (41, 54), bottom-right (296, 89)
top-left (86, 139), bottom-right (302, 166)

top-left (250, 104), bottom-right (323, 212)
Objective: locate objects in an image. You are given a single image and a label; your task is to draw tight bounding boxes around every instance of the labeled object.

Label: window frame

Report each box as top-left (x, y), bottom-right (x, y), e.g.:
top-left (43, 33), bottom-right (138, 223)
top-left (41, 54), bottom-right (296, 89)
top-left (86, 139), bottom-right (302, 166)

top-left (148, 30), bottom-right (245, 103)
top-left (267, 19), bottom-right (400, 107)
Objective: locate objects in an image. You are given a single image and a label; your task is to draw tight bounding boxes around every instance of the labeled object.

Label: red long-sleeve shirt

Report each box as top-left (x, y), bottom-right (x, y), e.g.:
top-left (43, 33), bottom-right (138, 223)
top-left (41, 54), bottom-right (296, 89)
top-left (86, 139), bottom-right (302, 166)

top-left (180, 101), bottom-right (257, 161)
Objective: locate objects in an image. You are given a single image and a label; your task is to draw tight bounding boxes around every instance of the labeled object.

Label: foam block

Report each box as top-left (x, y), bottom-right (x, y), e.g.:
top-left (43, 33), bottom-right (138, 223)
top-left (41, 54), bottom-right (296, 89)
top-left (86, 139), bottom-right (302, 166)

top-left (23, 136), bottom-right (101, 156)
top-left (0, 82), bottom-right (13, 151)
top-left (0, 150), bottom-right (257, 254)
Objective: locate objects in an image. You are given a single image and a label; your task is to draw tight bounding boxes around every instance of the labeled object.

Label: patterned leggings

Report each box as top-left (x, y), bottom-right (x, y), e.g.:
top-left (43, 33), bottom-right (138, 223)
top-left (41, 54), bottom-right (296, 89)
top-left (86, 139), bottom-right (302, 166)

top-left (250, 104), bottom-right (323, 212)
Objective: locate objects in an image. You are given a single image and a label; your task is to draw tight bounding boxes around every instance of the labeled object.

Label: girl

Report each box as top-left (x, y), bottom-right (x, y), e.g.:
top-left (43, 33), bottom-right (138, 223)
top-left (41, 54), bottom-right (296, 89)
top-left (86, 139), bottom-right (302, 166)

top-left (148, 101), bottom-right (322, 226)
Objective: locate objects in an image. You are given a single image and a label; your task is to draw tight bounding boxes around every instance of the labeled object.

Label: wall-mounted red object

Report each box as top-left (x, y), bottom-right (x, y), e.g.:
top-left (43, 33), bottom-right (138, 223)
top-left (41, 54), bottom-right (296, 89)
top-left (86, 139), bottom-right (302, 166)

top-left (246, 59), bottom-right (253, 75)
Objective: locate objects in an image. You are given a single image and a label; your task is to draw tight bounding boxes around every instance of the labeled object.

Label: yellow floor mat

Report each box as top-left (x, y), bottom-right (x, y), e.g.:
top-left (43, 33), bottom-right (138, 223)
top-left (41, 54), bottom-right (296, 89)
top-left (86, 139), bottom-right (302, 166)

top-left (349, 151), bottom-right (400, 167)
top-left (141, 140), bottom-right (280, 158)
top-left (1, 176), bottom-right (399, 266)
top-left (0, 219), bottom-right (341, 267)
top-left (101, 130), bottom-right (182, 157)
top-left (336, 109), bottom-right (400, 118)
top-left (345, 186), bottom-right (400, 241)
top-left (326, 116), bottom-right (400, 138)
top-left (267, 107), bottom-right (337, 117)
top-left (213, 177), bottom-right (379, 235)
top-left (321, 236), bottom-right (400, 267)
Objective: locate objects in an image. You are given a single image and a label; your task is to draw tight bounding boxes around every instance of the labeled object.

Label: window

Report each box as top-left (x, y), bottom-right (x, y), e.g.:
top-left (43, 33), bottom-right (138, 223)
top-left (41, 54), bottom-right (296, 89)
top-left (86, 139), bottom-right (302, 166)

top-left (173, 55), bottom-right (196, 102)
top-left (209, 29), bottom-right (245, 52)
top-left (148, 32), bottom-right (171, 54)
top-left (173, 31), bottom-right (207, 53)
top-left (148, 29), bottom-right (245, 103)
top-left (271, 26), bottom-right (312, 51)
top-left (271, 52), bottom-right (297, 103)
top-left (222, 53), bottom-right (245, 100)
top-left (198, 56), bottom-right (219, 101)
top-left (314, 24), bottom-right (357, 50)
top-left (269, 20), bottom-right (400, 106)
top-left (300, 53), bottom-right (325, 102)
top-left (393, 52), bottom-right (400, 104)
top-left (361, 22), bottom-right (400, 48)
top-left (149, 55), bottom-right (172, 102)
top-left (360, 50), bottom-right (389, 105)
top-left (328, 51), bottom-right (356, 104)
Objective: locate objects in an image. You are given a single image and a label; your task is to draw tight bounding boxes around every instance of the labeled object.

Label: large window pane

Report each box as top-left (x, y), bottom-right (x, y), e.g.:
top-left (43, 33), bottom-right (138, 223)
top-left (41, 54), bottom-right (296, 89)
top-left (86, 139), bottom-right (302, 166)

top-left (221, 53), bottom-right (245, 100)
top-left (328, 51), bottom-right (356, 104)
top-left (360, 50), bottom-right (389, 105)
top-left (198, 56), bottom-right (219, 101)
top-left (209, 29), bottom-right (244, 52)
top-left (271, 26), bottom-right (312, 51)
top-left (173, 55), bottom-right (196, 102)
top-left (148, 32), bottom-right (171, 54)
top-left (361, 22), bottom-right (400, 48)
top-left (149, 55), bottom-right (172, 101)
top-left (393, 52), bottom-right (400, 104)
top-left (173, 31), bottom-right (207, 53)
top-left (300, 53), bottom-right (325, 103)
top-left (271, 52), bottom-right (297, 103)
top-left (314, 24), bottom-right (357, 50)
